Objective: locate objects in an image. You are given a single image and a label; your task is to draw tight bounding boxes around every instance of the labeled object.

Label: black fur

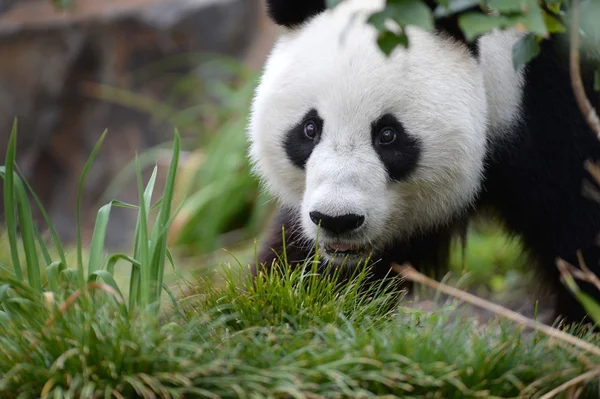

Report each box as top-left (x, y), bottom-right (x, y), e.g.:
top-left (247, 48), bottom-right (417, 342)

top-left (478, 35), bottom-right (600, 325)
top-left (266, 0), bottom-right (326, 27)
top-left (284, 109), bottom-right (324, 169)
top-left (371, 113), bottom-right (422, 182)
top-left (254, 2), bottom-right (600, 327)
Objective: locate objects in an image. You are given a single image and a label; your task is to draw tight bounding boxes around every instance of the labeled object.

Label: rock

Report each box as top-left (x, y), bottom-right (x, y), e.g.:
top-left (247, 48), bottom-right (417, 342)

top-left (0, 0), bottom-right (263, 248)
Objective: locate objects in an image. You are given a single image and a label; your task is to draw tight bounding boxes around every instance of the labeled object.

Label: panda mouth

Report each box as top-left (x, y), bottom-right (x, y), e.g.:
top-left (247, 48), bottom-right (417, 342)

top-left (322, 242), bottom-right (368, 257)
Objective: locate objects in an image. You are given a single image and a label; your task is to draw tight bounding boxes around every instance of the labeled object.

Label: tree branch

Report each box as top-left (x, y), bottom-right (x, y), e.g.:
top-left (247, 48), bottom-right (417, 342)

top-left (569, 0), bottom-right (600, 139)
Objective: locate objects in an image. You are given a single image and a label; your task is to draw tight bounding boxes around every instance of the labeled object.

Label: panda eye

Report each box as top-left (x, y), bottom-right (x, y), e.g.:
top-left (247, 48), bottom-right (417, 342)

top-left (379, 128), bottom-right (396, 145)
top-left (303, 121), bottom-right (318, 140)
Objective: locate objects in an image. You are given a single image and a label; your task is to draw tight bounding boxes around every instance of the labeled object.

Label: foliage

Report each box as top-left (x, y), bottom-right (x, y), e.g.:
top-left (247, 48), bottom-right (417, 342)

top-left (329, 0), bottom-right (600, 79)
top-left (2, 256), bottom-right (600, 397)
top-left (0, 121), bottom-right (180, 316)
top-left (449, 221), bottom-right (527, 294)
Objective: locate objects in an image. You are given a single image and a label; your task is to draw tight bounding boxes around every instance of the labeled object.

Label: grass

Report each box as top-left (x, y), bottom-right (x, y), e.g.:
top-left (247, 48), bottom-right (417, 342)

top-left (2, 118), bottom-right (600, 398)
top-left (2, 259), bottom-right (600, 398)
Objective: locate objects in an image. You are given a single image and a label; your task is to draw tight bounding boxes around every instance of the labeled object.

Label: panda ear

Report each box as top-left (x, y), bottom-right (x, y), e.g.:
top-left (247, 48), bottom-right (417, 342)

top-left (266, 0), bottom-right (326, 28)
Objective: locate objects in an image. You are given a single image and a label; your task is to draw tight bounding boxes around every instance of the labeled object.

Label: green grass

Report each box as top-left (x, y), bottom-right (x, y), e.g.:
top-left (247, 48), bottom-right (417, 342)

top-left (0, 120), bottom-right (181, 316)
top-left (2, 259), bottom-right (600, 398)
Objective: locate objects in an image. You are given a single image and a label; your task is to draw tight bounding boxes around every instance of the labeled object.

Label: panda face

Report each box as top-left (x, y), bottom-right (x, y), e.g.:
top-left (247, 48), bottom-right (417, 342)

top-left (248, 0), bottom-right (489, 265)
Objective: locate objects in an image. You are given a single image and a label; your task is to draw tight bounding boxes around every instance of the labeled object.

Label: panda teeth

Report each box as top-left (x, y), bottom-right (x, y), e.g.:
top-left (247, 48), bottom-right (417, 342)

top-left (324, 243), bottom-right (362, 254)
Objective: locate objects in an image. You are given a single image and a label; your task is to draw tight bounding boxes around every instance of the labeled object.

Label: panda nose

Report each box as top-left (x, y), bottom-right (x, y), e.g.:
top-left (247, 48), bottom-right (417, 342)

top-left (309, 211), bottom-right (365, 235)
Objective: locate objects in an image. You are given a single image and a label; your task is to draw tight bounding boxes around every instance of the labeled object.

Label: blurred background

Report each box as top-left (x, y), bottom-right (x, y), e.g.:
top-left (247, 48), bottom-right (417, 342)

top-left (0, 0), bottom-right (528, 301)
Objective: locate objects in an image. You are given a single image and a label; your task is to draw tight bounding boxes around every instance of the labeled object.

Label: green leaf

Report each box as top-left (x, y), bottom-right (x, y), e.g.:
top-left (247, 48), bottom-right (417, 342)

top-left (433, 0), bottom-right (481, 18)
top-left (460, 0), bottom-right (547, 41)
top-left (369, 0), bottom-right (434, 32)
top-left (595, 69), bottom-right (600, 92)
top-left (377, 30), bottom-right (409, 55)
top-left (515, 0), bottom-right (547, 38)
top-left (458, 12), bottom-right (512, 41)
top-left (512, 33), bottom-right (540, 71)
top-left (542, 9), bottom-right (565, 33)
top-left (486, 0), bottom-right (524, 13)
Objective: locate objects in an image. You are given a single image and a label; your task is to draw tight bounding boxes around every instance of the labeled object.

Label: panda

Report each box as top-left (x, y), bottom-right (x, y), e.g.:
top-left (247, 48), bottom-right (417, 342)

top-left (247, 0), bottom-right (600, 326)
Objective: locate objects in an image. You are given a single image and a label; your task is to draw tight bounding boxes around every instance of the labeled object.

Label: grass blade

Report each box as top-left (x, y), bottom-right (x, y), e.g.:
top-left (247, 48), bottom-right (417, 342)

top-left (13, 173), bottom-right (41, 291)
top-left (76, 130), bottom-right (107, 285)
top-left (161, 282), bottom-right (181, 316)
top-left (149, 131), bottom-right (180, 307)
top-left (16, 164), bottom-right (67, 266)
top-left (2, 120), bottom-right (22, 280)
top-left (34, 226), bottom-right (52, 267)
top-left (135, 155), bottom-right (151, 308)
top-left (87, 202), bottom-right (113, 275)
top-left (129, 166), bottom-right (158, 311)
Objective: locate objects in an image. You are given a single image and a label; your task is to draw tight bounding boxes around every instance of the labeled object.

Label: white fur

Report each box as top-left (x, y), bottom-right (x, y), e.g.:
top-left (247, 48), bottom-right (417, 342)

top-left (248, 0), bottom-right (490, 264)
top-left (478, 29), bottom-right (527, 137)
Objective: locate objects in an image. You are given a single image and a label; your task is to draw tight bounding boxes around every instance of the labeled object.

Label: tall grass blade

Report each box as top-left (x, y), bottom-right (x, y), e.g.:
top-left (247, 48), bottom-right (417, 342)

top-left (130, 166), bottom-right (158, 311)
top-left (87, 200), bottom-right (137, 277)
top-left (161, 282), bottom-right (181, 316)
top-left (76, 130), bottom-right (107, 285)
top-left (34, 226), bottom-right (52, 267)
top-left (105, 253), bottom-right (141, 275)
top-left (87, 203), bottom-right (113, 275)
top-left (135, 155), bottom-right (151, 308)
top-left (16, 165), bottom-right (67, 266)
top-left (13, 172), bottom-right (41, 291)
top-left (0, 264), bottom-right (15, 277)
top-left (2, 120), bottom-right (22, 280)
top-left (149, 131), bottom-right (180, 306)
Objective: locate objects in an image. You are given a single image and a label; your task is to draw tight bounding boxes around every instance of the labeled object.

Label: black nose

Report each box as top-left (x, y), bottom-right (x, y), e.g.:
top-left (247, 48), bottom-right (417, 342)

top-left (309, 211), bottom-right (365, 235)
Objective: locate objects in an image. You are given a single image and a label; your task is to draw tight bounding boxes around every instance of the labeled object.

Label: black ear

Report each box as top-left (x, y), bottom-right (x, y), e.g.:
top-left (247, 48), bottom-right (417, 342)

top-left (266, 0), bottom-right (326, 28)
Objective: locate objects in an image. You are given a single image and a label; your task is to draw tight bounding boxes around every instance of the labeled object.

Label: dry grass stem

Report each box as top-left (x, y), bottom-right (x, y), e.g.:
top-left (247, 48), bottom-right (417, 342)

top-left (539, 367), bottom-right (600, 399)
top-left (392, 264), bottom-right (600, 358)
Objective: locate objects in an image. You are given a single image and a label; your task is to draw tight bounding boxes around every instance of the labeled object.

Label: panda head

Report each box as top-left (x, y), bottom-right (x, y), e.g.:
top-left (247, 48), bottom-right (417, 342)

top-left (248, 0), bottom-right (489, 265)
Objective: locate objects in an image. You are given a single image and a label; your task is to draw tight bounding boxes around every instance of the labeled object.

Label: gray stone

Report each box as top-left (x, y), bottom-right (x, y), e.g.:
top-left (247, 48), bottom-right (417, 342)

top-left (0, 0), bottom-right (261, 248)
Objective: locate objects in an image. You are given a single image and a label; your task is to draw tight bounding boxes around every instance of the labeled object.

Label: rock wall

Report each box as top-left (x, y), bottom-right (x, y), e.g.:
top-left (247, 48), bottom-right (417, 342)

top-left (0, 0), bottom-right (277, 248)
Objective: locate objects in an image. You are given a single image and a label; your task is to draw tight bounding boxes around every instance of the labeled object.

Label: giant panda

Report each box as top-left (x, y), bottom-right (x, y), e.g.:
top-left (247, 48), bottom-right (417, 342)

top-left (247, 0), bottom-right (600, 326)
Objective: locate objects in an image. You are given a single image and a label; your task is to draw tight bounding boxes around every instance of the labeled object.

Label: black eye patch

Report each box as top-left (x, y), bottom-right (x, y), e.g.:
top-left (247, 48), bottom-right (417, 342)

top-left (371, 114), bottom-right (421, 181)
top-left (284, 109), bottom-right (324, 169)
